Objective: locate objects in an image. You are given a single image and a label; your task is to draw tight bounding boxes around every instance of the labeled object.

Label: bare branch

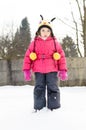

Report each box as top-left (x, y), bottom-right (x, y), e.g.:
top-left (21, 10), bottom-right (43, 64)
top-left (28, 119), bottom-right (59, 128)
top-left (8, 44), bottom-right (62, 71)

top-left (75, 0), bottom-right (83, 26)
top-left (69, 1), bottom-right (82, 57)
top-left (56, 16), bottom-right (82, 33)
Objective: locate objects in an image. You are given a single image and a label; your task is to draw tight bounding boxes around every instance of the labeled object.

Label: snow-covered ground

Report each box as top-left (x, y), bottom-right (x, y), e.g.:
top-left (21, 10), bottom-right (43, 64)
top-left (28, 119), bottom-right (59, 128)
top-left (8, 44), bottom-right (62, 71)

top-left (0, 85), bottom-right (86, 130)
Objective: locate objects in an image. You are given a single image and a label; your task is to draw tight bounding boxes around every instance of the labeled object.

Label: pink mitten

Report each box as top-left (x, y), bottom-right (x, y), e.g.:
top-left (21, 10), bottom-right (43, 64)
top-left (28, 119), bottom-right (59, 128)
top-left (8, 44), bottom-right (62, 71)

top-left (23, 70), bottom-right (31, 81)
top-left (58, 71), bottom-right (68, 81)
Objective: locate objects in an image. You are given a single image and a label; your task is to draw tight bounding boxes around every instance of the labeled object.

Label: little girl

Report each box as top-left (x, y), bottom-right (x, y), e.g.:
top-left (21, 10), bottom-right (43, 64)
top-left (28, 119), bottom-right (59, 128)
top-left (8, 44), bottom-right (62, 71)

top-left (23, 15), bottom-right (68, 111)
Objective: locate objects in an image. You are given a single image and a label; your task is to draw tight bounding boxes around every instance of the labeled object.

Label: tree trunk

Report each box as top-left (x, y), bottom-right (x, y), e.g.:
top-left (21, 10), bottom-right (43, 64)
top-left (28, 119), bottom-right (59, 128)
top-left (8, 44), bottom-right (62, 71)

top-left (84, 7), bottom-right (86, 56)
top-left (7, 60), bottom-right (12, 84)
top-left (84, 26), bottom-right (86, 56)
top-left (83, 5), bottom-right (86, 56)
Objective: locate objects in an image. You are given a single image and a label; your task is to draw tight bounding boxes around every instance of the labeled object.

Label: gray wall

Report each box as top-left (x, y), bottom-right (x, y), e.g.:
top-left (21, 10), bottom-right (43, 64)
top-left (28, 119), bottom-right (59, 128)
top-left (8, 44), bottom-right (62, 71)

top-left (0, 58), bottom-right (86, 86)
top-left (61, 58), bottom-right (86, 86)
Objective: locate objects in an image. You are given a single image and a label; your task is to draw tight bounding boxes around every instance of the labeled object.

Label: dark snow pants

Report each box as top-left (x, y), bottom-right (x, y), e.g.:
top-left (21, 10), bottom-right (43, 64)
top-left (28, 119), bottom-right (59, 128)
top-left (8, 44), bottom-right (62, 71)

top-left (34, 72), bottom-right (60, 110)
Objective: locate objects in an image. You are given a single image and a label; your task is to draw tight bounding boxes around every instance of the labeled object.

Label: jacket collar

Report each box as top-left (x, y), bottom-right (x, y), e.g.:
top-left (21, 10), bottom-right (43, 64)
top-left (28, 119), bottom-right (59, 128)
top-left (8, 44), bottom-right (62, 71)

top-left (35, 36), bottom-right (56, 41)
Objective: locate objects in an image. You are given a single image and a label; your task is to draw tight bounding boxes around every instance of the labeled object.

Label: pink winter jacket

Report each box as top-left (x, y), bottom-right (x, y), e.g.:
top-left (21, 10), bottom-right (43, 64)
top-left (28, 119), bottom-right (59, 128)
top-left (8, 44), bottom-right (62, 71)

top-left (23, 36), bottom-right (67, 73)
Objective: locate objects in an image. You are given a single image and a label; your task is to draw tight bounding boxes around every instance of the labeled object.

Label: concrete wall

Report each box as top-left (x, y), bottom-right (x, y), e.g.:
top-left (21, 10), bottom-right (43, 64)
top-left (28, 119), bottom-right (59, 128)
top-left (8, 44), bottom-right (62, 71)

top-left (0, 58), bottom-right (86, 86)
top-left (0, 60), bottom-right (9, 85)
top-left (60, 58), bottom-right (86, 86)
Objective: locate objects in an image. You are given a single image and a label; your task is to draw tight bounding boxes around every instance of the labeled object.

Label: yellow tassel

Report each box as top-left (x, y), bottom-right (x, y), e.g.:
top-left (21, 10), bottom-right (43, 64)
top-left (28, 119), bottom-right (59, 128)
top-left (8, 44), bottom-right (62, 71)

top-left (30, 52), bottom-right (37, 61)
top-left (53, 52), bottom-right (61, 60)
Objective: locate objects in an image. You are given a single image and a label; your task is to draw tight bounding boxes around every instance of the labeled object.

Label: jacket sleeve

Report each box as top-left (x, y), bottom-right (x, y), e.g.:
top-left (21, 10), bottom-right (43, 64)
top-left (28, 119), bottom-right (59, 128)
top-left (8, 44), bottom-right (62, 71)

top-left (56, 40), bottom-right (67, 71)
top-left (22, 41), bottom-right (34, 71)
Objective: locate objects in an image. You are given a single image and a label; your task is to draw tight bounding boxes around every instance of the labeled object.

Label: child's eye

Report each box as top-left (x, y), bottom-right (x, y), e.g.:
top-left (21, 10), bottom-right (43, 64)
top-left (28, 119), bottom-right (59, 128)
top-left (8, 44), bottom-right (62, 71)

top-left (42, 29), bottom-right (45, 32)
top-left (47, 30), bottom-right (50, 32)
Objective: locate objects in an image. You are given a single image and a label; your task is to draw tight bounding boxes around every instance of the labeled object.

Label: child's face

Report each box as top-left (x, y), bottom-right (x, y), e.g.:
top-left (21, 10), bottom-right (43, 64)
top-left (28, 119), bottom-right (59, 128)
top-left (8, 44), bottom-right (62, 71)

top-left (40, 27), bottom-right (51, 39)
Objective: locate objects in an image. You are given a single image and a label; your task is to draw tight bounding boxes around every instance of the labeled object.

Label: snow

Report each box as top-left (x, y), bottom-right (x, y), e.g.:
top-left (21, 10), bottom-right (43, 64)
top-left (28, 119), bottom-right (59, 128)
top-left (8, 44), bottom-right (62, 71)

top-left (0, 85), bottom-right (86, 130)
